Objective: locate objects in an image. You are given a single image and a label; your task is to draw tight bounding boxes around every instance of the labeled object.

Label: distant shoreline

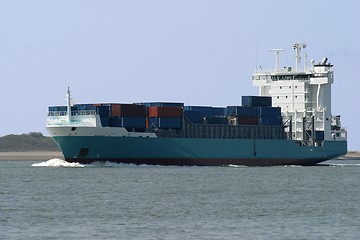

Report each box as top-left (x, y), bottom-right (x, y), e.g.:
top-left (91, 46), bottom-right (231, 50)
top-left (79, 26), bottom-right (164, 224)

top-left (0, 151), bottom-right (63, 161)
top-left (338, 151), bottom-right (360, 160)
top-left (0, 151), bottom-right (359, 161)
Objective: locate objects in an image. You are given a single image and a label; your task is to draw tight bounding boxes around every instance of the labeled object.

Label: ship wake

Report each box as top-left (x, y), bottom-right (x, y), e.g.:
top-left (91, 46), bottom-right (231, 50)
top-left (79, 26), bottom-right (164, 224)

top-left (328, 163), bottom-right (360, 167)
top-left (31, 158), bottom-right (86, 168)
top-left (31, 159), bottom-right (155, 168)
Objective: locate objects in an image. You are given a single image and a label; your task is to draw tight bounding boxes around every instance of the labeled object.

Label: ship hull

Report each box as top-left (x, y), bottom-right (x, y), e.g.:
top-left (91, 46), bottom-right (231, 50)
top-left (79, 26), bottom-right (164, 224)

top-left (52, 134), bottom-right (347, 166)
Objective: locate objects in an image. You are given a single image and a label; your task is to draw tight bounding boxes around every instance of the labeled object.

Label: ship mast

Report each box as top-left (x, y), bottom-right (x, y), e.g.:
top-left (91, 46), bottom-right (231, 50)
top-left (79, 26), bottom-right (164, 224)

top-left (293, 43), bottom-right (306, 72)
top-left (270, 48), bottom-right (284, 71)
top-left (67, 87), bottom-right (71, 122)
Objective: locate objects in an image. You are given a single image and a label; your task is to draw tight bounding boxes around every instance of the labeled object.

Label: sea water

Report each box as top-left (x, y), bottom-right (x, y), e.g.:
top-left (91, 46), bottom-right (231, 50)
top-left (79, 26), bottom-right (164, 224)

top-left (1, 159), bottom-right (359, 240)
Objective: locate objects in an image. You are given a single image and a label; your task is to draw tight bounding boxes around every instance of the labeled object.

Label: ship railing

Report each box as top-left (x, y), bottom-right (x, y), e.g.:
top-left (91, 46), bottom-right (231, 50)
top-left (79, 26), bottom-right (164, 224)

top-left (47, 115), bottom-right (97, 127)
top-left (253, 68), bottom-right (294, 75)
top-left (253, 74), bottom-right (310, 82)
top-left (48, 110), bottom-right (96, 117)
top-left (71, 110), bottom-right (96, 116)
top-left (254, 66), bottom-right (314, 74)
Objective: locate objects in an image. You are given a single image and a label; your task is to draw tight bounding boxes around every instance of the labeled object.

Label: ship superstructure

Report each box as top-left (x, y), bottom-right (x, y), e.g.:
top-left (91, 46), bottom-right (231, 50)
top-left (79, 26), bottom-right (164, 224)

top-left (253, 43), bottom-right (347, 145)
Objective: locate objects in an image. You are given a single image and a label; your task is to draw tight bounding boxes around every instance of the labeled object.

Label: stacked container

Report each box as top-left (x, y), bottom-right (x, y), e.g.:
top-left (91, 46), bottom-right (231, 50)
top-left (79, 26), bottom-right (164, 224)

top-left (96, 105), bottom-right (110, 127)
top-left (183, 106), bottom-right (226, 123)
top-left (226, 106), bottom-right (259, 125)
top-left (136, 102), bottom-right (184, 107)
top-left (258, 106), bottom-right (282, 126)
top-left (184, 106), bottom-right (213, 117)
top-left (225, 95), bottom-right (282, 126)
top-left (204, 116), bottom-right (228, 125)
top-left (226, 106), bottom-right (258, 117)
top-left (50, 98), bottom-right (283, 129)
top-left (184, 110), bottom-right (202, 124)
top-left (242, 96), bottom-right (272, 107)
top-left (110, 104), bottom-right (147, 129)
top-left (212, 107), bottom-right (227, 116)
top-left (148, 106), bottom-right (182, 129)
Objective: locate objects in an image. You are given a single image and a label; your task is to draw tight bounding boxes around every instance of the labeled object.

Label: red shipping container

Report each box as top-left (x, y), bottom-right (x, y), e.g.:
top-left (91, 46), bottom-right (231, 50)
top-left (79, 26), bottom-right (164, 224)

top-left (238, 116), bottom-right (258, 125)
top-left (111, 104), bottom-right (146, 117)
top-left (112, 104), bottom-right (121, 116)
top-left (148, 106), bottom-right (182, 118)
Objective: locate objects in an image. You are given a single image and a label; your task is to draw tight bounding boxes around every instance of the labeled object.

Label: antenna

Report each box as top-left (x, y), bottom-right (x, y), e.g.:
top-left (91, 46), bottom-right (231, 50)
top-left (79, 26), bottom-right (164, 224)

top-left (293, 43), bottom-right (306, 72)
top-left (255, 42), bottom-right (259, 71)
top-left (270, 48), bottom-right (284, 71)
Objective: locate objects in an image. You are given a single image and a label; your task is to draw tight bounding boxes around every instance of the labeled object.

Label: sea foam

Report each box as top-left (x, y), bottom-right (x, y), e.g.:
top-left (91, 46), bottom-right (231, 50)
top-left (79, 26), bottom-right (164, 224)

top-left (31, 159), bottom-right (138, 168)
top-left (31, 158), bottom-right (85, 168)
top-left (329, 163), bottom-right (360, 167)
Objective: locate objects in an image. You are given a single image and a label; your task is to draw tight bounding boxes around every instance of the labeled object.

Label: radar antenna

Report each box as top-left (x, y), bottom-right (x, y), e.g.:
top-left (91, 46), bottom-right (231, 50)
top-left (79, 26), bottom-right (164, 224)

top-left (270, 48), bottom-right (284, 71)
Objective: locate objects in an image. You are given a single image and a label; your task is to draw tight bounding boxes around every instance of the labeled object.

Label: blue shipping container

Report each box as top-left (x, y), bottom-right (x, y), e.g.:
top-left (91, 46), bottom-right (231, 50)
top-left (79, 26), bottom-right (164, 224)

top-left (100, 116), bottom-right (110, 127)
top-left (111, 117), bottom-right (122, 127)
top-left (242, 96), bottom-right (272, 107)
top-left (315, 131), bottom-right (325, 140)
top-left (149, 117), bottom-right (182, 129)
top-left (184, 110), bottom-right (203, 124)
top-left (204, 116), bottom-right (227, 125)
top-left (97, 106), bottom-right (110, 116)
top-left (212, 107), bottom-right (226, 116)
top-left (184, 106), bottom-right (213, 117)
top-left (259, 116), bottom-right (282, 126)
top-left (111, 117), bottom-right (146, 128)
top-left (258, 106), bottom-right (281, 117)
top-left (227, 106), bottom-right (259, 117)
top-left (122, 117), bottom-right (146, 128)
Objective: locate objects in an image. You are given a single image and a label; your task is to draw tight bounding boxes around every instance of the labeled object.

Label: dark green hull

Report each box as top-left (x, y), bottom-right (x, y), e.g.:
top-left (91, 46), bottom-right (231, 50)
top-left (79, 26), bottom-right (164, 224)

top-left (53, 136), bottom-right (347, 166)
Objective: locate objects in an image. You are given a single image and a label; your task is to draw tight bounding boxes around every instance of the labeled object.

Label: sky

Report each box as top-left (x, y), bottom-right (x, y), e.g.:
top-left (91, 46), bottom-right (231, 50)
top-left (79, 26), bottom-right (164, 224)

top-left (0, 0), bottom-right (359, 150)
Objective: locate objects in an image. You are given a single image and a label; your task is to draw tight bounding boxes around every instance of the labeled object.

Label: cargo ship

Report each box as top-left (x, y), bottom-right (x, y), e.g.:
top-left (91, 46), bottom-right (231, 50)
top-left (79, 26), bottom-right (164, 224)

top-left (46, 43), bottom-right (347, 166)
